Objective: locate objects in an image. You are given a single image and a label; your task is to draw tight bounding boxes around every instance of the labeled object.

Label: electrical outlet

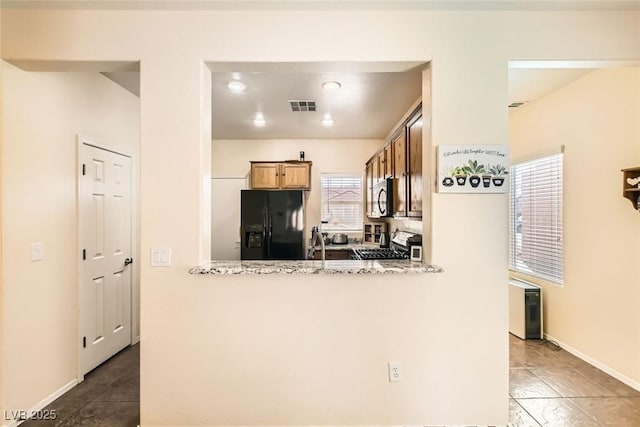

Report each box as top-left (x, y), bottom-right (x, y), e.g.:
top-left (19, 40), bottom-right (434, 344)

top-left (388, 361), bottom-right (402, 382)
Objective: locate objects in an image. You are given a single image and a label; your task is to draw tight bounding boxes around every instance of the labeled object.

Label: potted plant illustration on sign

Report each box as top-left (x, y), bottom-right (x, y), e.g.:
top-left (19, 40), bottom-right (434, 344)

top-left (488, 163), bottom-right (509, 187)
top-left (440, 166), bottom-right (455, 187)
top-left (464, 159), bottom-right (485, 188)
top-left (453, 166), bottom-right (468, 186)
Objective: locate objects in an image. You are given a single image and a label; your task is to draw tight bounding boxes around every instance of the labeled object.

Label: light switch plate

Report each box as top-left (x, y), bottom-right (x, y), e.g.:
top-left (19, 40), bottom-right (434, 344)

top-left (31, 242), bottom-right (44, 261)
top-left (151, 247), bottom-right (171, 267)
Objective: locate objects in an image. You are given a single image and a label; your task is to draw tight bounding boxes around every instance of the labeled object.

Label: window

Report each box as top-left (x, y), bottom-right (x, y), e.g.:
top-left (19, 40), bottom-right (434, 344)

top-left (509, 149), bottom-right (564, 284)
top-left (320, 174), bottom-right (363, 231)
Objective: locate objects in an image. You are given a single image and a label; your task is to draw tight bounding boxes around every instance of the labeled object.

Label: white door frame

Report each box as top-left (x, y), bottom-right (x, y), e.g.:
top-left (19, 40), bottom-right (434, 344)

top-left (76, 134), bottom-right (138, 382)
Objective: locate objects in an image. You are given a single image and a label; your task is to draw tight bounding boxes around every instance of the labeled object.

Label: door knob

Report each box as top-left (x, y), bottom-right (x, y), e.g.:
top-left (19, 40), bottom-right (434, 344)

top-left (124, 258), bottom-right (133, 266)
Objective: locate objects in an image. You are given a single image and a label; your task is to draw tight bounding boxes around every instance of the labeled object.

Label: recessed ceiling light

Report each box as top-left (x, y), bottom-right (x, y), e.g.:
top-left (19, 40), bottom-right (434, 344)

top-left (322, 81), bottom-right (342, 90)
top-left (253, 113), bottom-right (266, 127)
top-left (228, 80), bottom-right (247, 93)
top-left (322, 113), bottom-right (334, 127)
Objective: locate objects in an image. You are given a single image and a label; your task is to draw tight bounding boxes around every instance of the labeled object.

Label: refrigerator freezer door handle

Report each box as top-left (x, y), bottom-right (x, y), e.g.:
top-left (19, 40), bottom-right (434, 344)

top-left (267, 211), bottom-right (273, 258)
top-left (264, 210), bottom-right (270, 259)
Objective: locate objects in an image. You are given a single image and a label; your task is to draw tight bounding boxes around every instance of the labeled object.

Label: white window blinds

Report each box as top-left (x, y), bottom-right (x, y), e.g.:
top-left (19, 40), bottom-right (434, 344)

top-left (509, 151), bottom-right (564, 284)
top-left (320, 174), bottom-right (363, 231)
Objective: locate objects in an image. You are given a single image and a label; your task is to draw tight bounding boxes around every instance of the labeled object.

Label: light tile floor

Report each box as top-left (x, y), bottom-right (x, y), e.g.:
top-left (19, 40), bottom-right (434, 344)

top-left (509, 334), bottom-right (640, 426)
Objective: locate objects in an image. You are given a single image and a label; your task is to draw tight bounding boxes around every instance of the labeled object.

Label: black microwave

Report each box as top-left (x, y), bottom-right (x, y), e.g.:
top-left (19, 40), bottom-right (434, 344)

top-left (372, 178), bottom-right (394, 218)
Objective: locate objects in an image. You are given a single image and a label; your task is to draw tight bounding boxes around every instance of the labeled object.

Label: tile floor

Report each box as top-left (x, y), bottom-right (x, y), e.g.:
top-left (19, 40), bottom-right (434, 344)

top-left (509, 334), bottom-right (640, 426)
top-left (18, 336), bottom-right (640, 426)
top-left (20, 343), bottom-right (139, 427)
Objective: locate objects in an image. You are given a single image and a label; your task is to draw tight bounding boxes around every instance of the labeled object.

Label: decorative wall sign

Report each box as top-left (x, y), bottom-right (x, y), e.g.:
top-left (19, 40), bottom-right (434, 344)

top-left (437, 145), bottom-right (509, 193)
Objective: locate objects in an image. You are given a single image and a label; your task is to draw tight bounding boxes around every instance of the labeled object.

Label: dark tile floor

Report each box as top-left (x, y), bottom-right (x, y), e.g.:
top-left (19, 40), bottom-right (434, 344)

top-left (21, 343), bottom-right (139, 427)
top-left (509, 334), bottom-right (640, 426)
top-left (18, 336), bottom-right (640, 426)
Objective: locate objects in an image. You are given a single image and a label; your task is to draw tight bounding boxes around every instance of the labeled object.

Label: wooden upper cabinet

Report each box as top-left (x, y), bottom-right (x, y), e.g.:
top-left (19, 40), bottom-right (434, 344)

top-left (365, 161), bottom-right (374, 217)
top-left (250, 161), bottom-right (312, 190)
top-left (384, 144), bottom-right (393, 178)
top-left (407, 113), bottom-right (423, 217)
top-left (376, 151), bottom-right (385, 182)
top-left (393, 128), bottom-right (407, 179)
top-left (392, 128), bottom-right (407, 216)
top-left (281, 162), bottom-right (311, 189)
top-left (363, 103), bottom-right (422, 219)
top-left (250, 162), bottom-right (280, 189)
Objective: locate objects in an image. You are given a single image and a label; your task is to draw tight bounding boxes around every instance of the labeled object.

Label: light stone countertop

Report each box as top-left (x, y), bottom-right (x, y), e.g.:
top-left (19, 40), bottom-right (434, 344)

top-left (189, 259), bottom-right (443, 275)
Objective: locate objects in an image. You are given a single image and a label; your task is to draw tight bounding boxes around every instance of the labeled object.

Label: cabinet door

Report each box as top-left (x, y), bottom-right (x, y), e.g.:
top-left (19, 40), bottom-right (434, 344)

top-left (281, 162), bottom-right (310, 189)
top-left (372, 153), bottom-right (380, 183)
top-left (251, 163), bottom-right (280, 189)
top-left (407, 114), bottom-right (423, 217)
top-left (392, 128), bottom-right (407, 216)
top-left (365, 161), bottom-right (373, 217)
top-left (378, 152), bottom-right (386, 181)
top-left (384, 144), bottom-right (393, 178)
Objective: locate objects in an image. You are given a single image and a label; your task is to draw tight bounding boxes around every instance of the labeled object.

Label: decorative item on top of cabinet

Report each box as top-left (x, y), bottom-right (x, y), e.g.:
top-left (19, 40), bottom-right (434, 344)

top-left (363, 222), bottom-right (387, 243)
top-left (621, 166), bottom-right (640, 211)
top-left (250, 161), bottom-right (312, 190)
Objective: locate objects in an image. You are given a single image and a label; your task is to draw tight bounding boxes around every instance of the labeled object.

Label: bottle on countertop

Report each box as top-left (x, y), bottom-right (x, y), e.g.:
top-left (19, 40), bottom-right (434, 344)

top-left (379, 232), bottom-right (390, 248)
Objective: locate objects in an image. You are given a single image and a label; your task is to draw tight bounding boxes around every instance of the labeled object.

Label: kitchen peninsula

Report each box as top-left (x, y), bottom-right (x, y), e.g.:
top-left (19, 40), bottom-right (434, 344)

top-left (190, 259), bottom-right (443, 274)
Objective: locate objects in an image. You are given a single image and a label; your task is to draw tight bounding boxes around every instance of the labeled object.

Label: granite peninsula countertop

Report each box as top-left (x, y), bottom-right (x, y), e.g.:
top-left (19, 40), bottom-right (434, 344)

top-left (189, 260), bottom-right (443, 275)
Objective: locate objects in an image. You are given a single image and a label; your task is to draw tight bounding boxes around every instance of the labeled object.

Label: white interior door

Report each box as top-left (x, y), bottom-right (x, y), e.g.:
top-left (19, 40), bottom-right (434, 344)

top-left (79, 139), bottom-right (132, 376)
top-left (211, 177), bottom-right (246, 260)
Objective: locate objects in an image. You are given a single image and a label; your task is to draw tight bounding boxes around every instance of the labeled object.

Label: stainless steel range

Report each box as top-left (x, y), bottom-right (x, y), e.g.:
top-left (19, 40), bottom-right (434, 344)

top-left (352, 231), bottom-right (422, 260)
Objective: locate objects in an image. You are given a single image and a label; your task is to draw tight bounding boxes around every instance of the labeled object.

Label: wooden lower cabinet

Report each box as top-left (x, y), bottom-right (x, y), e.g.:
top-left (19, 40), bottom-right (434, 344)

top-left (310, 249), bottom-right (353, 260)
top-left (250, 161), bottom-right (311, 190)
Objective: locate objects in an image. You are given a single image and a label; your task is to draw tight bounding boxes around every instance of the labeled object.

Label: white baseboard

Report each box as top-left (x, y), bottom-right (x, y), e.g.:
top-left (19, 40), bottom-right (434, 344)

top-left (132, 335), bottom-right (141, 345)
top-left (4, 379), bottom-right (78, 427)
top-left (544, 333), bottom-right (640, 392)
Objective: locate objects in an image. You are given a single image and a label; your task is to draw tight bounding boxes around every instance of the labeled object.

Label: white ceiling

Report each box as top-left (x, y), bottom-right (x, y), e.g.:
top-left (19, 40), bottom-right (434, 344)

top-left (508, 68), bottom-right (594, 106)
top-left (210, 67), bottom-right (423, 140)
top-left (103, 64), bottom-right (601, 139)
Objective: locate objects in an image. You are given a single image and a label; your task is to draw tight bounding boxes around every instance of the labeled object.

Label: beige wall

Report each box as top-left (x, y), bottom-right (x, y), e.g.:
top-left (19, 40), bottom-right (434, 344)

top-left (0, 5), bottom-right (4, 418)
top-left (509, 67), bottom-right (640, 387)
top-left (1, 7), bottom-right (639, 427)
top-left (1, 62), bottom-right (140, 416)
top-left (213, 138), bottom-right (383, 235)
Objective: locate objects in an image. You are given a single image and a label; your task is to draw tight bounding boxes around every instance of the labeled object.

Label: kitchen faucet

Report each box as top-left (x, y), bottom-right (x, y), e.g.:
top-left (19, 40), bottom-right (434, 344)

top-left (309, 229), bottom-right (326, 262)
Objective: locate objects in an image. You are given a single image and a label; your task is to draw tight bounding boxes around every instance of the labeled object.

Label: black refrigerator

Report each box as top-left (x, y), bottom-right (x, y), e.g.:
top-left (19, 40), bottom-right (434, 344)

top-left (241, 190), bottom-right (305, 260)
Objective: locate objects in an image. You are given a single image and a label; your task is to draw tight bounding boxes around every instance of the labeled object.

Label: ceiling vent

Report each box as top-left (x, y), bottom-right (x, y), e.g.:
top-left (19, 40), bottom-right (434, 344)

top-left (289, 100), bottom-right (317, 112)
top-left (508, 101), bottom-right (529, 109)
